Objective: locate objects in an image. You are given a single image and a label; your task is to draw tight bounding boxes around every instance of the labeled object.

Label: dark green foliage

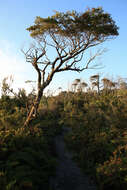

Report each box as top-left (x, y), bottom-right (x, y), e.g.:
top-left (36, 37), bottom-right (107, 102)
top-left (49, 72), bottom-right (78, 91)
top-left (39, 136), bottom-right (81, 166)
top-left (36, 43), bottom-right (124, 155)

top-left (27, 7), bottom-right (118, 39)
top-left (57, 89), bottom-right (127, 189)
top-left (0, 94), bottom-right (59, 190)
top-left (1, 76), bottom-right (127, 189)
top-left (0, 95), bottom-right (26, 129)
top-left (0, 124), bottom-right (57, 190)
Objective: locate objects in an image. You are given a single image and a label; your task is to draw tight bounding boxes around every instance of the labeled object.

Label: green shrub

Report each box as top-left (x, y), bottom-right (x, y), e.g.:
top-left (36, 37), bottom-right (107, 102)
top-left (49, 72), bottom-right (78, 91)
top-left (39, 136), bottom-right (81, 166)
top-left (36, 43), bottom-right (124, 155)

top-left (61, 90), bottom-right (127, 189)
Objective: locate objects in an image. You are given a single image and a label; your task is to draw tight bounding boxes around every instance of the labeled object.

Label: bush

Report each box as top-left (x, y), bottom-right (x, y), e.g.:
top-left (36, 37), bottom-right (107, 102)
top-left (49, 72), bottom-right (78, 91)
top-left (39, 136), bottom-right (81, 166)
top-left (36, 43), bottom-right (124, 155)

top-left (60, 90), bottom-right (127, 189)
top-left (0, 125), bottom-right (56, 190)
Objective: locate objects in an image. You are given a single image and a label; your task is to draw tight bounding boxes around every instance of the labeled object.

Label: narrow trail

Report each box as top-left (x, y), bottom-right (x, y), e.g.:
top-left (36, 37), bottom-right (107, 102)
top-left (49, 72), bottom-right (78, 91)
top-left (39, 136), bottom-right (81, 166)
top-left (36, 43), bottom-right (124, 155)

top-left (50, 127), bottom-right (97, 190)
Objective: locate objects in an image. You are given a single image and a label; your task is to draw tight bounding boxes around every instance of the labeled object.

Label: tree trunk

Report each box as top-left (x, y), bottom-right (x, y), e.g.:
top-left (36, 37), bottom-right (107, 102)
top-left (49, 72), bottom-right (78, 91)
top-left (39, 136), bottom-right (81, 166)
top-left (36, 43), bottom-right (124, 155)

top-left (24, 89), bottom-right (43, 126)
top-left (97, 83), bottom-right (100, 94)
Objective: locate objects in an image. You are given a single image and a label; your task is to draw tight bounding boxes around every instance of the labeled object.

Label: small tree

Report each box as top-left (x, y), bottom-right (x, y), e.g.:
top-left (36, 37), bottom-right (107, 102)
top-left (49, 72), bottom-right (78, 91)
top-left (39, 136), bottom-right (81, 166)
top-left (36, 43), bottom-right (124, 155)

top-left (81, 82), bottom-right (88, 92)
top-left (72, 79), bottom-right (88, 92)
top-left (117, 78), bottom-right (127, 90)
top-left (90, 74), bottom-right (100, 93)
top-left (72, 83), bottom-right (78, 92)
top-left (72, 79), bottom-right (81, 92)
top-left (23, 7), bottom-right (118, 126)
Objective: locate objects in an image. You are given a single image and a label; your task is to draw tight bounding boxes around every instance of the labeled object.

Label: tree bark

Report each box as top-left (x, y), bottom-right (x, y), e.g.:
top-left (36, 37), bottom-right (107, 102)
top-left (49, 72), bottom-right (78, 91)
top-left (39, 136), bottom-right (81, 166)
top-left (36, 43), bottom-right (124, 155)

top-left (24, 89), bottom-right (43, 126)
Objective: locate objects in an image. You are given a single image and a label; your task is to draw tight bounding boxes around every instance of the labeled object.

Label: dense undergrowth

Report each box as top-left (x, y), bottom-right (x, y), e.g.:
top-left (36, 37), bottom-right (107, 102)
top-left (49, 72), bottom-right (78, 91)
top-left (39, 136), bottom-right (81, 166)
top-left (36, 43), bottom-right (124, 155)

top-left (57, 89), bottom-right (127, 189)
top-left (0, 94), bottom-right (60, 190)
top-left (0, 80), bottom-right (127, 189)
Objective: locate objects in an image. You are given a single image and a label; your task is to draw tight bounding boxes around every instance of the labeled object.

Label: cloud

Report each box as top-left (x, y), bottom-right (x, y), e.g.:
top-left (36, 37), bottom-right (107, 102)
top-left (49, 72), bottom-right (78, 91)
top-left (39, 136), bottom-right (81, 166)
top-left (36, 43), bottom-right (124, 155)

top-left (0, 40), bottom-right (36, 94)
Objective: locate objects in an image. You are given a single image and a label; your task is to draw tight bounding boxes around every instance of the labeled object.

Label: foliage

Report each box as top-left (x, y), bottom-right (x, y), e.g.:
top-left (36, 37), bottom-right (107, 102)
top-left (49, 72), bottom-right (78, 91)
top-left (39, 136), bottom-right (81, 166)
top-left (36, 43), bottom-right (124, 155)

top-left (58, 87), bottom-right (127, 189)
top-left (0, 125), bottom-right (57, 189)
top-left (96, 145), bottom-right (127, 189)
top-left (1, 75), bottom-right (127, 189)
top-left (0, 93), bottom-right (59, 189)
top-left (24, 7), bottom-right (119, 126)
top-left (27, 7), bottom-right (118, 38)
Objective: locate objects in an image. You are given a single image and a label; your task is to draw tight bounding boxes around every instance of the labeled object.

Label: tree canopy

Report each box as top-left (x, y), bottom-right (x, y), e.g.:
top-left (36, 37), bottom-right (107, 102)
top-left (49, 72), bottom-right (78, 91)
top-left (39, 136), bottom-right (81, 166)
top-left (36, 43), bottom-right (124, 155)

top-left (27, 7), bottom-right (118, 39)
top-left (24, 7), bottom-right (119, 126)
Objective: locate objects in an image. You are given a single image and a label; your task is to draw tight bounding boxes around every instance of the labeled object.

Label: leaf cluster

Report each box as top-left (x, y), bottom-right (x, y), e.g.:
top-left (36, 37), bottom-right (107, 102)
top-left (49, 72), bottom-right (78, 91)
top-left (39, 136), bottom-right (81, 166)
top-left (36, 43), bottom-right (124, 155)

top-left (27, 7), bottom-right (118, 40)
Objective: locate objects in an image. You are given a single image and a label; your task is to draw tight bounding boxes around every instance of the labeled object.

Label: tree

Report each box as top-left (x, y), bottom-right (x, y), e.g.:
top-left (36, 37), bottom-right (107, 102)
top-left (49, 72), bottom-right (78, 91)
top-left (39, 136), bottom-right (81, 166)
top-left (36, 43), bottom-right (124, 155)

top-left (120, 81), bottom-right (127, 90)
top-left (72, 82), bottom-right (78, 92)
top-left (101, 77), bottom-right (117, 94)
top-left (117, 78), bottom-right (127, 90)
top-left (72, 79), bottom-right (80, 92)
top-left (81, 82), bottom-right (88, 92)
top-left (1, 76), bottom-right (15, 97)
top-left (72, 79), bottom-right (88, 92)
top-left (23, 7), bottom-right (119, 126)
top-left (90, 74), bottom-right (101, 93)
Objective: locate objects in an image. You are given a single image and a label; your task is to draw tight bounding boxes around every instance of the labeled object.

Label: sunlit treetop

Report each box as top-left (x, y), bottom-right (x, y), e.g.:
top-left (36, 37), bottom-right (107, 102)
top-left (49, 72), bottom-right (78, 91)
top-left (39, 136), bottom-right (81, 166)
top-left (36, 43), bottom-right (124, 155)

top-left (27, 7), bottom-right (119, 40)
top-left (24, 7), bottom-right (119, 126)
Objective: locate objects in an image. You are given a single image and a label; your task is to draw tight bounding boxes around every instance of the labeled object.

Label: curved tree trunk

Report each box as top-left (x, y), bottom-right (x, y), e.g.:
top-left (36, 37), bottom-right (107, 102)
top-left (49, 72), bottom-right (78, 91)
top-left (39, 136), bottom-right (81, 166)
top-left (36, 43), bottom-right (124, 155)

top-left (24, 89), bottom-right (43, 126)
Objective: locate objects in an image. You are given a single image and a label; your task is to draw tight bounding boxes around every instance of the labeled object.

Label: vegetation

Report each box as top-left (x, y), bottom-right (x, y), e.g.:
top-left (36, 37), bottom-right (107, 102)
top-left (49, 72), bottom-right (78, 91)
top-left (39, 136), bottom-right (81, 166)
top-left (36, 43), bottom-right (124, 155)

top-left (23, 7), bottom-right (118, 126)
top-left (58, 77), bottom-right (127, 189)
top-left (0, 6), bottom-right (124, 190)
top-left (0, 75), bottom-right (127, 189)
top-left (0, 85), bottom-right (60, 189)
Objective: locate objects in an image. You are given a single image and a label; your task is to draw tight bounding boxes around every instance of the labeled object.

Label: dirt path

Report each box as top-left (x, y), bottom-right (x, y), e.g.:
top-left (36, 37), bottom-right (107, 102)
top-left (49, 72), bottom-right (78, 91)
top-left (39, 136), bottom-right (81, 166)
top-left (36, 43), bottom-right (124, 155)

top-left (50, 127), bottom-right (97, 190)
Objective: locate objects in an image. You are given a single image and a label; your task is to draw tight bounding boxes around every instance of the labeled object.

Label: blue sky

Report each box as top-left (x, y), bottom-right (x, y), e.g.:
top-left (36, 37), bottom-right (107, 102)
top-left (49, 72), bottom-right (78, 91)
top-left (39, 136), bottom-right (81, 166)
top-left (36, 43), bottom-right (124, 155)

top-left (0, 0), bottom-right (127, 94)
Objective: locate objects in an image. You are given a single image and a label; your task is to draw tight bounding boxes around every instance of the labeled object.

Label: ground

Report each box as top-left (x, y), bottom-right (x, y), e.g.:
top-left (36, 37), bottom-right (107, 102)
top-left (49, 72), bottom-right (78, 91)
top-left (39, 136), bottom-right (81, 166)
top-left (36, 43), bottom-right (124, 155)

top-left (50, 127), bottom-right (97, 190)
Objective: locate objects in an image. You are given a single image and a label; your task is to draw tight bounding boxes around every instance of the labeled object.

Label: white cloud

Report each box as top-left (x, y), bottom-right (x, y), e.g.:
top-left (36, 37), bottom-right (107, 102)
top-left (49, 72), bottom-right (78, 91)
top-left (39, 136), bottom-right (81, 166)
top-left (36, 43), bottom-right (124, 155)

top-left (0, 41), bottom-right (36, 94)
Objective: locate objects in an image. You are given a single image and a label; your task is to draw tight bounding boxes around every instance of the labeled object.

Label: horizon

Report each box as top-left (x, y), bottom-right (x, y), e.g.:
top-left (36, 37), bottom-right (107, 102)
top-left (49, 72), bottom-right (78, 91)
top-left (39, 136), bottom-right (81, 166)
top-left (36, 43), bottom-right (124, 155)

top-left (0, 0), bottom-right (127, 95)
